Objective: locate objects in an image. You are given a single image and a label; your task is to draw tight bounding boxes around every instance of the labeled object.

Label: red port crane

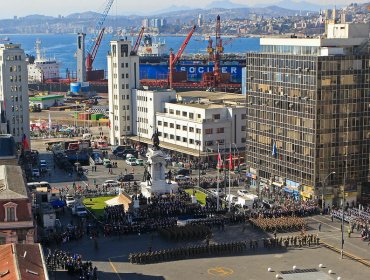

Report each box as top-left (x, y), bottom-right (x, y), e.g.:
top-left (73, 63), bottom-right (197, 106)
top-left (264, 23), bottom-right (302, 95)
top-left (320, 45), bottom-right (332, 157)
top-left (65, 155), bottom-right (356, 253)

top-left (131, 27), bottom-right (145, 55)
top-left (85, 0), bottom-right (114, 81)
top-left (169, 25), bottom-right (196, 89)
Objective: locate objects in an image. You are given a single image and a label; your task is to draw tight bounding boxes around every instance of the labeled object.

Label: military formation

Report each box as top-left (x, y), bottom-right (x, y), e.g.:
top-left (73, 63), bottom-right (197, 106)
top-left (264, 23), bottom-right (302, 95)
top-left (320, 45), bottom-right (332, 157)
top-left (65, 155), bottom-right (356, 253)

top-left (159, 224), bottom-right (211, 241)
top-left (128, 234), bottom-right (321, 265)
top-left (46, 249), bottom-right (98, 279)
top-left (250, 216), bottom-right (307, 232)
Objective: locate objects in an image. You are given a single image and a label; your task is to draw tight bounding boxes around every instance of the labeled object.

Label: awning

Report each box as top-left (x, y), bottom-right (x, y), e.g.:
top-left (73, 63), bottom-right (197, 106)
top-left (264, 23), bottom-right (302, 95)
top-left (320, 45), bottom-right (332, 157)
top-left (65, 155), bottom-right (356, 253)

top-left (272, 182), bottom-right (284, 187)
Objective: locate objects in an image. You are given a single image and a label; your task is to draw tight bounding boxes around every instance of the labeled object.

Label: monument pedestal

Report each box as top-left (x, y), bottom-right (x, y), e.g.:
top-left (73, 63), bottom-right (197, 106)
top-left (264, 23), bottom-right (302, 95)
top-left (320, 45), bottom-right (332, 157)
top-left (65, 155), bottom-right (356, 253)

top-left (140, 147), bottom-right (178, 198)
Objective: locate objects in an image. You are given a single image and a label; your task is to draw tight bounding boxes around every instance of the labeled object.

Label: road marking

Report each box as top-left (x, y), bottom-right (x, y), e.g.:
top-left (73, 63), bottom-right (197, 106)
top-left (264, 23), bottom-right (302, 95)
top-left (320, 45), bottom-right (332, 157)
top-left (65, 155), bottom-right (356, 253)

top-left (309, 216), bottom-right (341, 231)
top-left (208, 267), bottom-right (234, 277)
top-left (108, 258), bottom-right (122, 280)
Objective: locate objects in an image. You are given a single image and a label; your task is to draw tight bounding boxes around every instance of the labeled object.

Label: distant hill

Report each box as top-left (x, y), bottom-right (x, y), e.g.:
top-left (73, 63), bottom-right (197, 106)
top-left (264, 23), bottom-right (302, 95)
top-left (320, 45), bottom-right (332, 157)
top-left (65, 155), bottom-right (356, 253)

top-left (206, 0), bottom-right (247, 9)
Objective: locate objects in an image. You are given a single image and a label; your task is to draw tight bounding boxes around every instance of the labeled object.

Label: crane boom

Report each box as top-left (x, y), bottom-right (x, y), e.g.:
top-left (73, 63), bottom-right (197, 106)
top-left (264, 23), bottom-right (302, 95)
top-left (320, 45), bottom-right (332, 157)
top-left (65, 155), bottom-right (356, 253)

top-left (172, 25), bottom-right (196, 65)
top-left (132, 27), bottom-right (145, 54)
top-left (86, 27), bottom-right (105, 72)
top-left (87, 0), bottom-right (114, 54)
top-left (169, 25), bottom-right (196, 89)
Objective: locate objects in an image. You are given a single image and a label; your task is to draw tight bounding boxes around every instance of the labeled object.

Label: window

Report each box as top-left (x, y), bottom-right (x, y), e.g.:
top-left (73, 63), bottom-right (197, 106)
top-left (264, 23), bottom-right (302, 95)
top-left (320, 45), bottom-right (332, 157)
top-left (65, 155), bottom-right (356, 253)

top-left (213, 114), bottom-right (220, 120)
top-left (205, 141), bottom-right (213, 146)
top-left (241, 126), bottom-right (246, 131)
top-left (176, 110), bottom-right (180, 116)
top-left (182, 126), bottom-right (187, 131)
top-left (170, 134), bottom-right (174, 139)
top-left (196, 128), bottom-right (201, 133)
top-left (205, 128), bottom-right (213, 134)
top-left (189, 127), bottom-right (194, 132)
top-left (158, 121), bottom-right (162, 126)
top-left (189, 113), bottom-right (194, 119)
top-left (169, 109), bottom-right (174, 114)
top-left (170, 123), bottom-right (174, 128)
top-left (176, 136), bottom-right (180, 141)
top-left (182, 137), bottom-right (187, 143)
top-left (176, 124), bottom-right (180, 129)
top-left (189, 139), bottom-right (194, 144)
top-left (241, 137), bottom-right (246, 143)
top-left (216, 127), bottom-right (224, 133)
top-left (241, 114), bottom-right (247, 120)
top-left (4, 202), bottom-right (17, 222)
top-left (164, 122), bottom-right (168, 127)
top-left (197, 114), bottom-right (201, 119)
top-left (164, 133), bottom-right (168, 138)
top-left (182, 111), bottom-right (188, 117)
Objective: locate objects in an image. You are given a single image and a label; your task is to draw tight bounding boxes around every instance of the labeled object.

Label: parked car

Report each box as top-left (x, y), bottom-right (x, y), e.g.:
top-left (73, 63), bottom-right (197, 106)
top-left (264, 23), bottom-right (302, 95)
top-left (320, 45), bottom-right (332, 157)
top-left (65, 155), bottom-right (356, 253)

top-left (126, 158), bottom-right (137, 166)
top-left (103, 158), bottom-right (112, 167)
top-left (175, 175), bottom-right (190, 181)
top-left (176, 168), bottom-right (191, 176)
top-left (65, 195), bottom-right (75, 208)
top-left (126, 154), bottom-right (135, 159)
top-left (72, 204), bottom-right (87, 217)
top-left (117, 174), bottom-right (134, 182)
top-left (136, 159), bottom-right (144, 166)
top-left (102, 180), bottom-right (119, 187)
top-left (226, 194), bottom-right (238, 205)
top-left (237, 189), bottom-right (249, 197)
top-left (32, 168), bottom-right (40, 177)
top-left (209, 189), bottom-right (225, 197)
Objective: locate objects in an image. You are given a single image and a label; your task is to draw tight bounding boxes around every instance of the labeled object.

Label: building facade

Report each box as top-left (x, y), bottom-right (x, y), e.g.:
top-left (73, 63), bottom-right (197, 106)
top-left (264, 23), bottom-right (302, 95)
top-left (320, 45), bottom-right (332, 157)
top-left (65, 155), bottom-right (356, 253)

top-left (130, 90), bottom-right (246, 158)
top-left (245, 22), bottom-right (370, 205)
top-left (108, 40), bottom-right (139, 145)
top-left (0, 165), bottom-right (35, 245)
top-left (0, 44), bottom-right (30, 143)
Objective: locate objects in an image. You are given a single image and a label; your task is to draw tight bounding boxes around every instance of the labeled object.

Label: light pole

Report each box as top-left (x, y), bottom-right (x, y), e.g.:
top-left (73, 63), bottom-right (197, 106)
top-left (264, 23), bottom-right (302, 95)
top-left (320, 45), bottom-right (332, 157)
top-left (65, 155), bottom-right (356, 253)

top-left (321, 171), bottom-right (336, 212)
top-left (136, 119), bottom-right (141, 148)
top-left (196, 140), bottom-right (201, 189)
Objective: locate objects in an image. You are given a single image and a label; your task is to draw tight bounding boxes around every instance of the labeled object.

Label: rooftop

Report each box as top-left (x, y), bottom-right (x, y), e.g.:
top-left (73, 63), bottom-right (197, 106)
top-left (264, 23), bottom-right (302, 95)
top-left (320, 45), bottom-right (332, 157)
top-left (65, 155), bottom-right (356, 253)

top-left (0, 243), bottom-right (48, 280)
top-left (0, 165), bottom-right (28, 200)
top-left (29, 95), bottom-right (64, 101)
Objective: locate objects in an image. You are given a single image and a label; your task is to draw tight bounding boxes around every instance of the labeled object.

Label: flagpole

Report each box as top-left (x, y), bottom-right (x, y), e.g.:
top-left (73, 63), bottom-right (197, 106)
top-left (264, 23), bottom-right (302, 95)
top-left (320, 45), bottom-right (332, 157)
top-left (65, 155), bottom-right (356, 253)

top-left (216, 142), bottom-right (220, 211)
top-left (228, 143), bottom-right (231, 212)
top-left (48, 112), bottom-right (51, 138)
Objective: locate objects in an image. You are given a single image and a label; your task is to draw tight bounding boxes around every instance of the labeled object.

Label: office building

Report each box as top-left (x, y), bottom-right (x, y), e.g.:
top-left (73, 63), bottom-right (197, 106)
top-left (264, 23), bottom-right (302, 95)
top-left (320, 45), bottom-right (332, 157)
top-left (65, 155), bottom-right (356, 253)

top-left (0, 44), bottom-right (30, 143)
top-left (107, 40), bottom-right (139, 145)
top-left (245, 22), bottom-right (370, 205)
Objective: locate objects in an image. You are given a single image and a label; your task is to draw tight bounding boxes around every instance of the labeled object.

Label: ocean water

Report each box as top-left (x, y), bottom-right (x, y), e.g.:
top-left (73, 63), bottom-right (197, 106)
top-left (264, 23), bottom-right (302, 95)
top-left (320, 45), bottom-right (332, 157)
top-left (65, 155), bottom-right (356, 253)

top-left (1, 34), bottom-right (260, 75)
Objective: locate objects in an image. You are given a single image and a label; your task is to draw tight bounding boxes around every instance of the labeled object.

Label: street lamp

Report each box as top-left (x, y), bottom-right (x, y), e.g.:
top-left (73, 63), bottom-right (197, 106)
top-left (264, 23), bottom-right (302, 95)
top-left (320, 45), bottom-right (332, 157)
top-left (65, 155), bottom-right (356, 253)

top-left (321, 171), bottom-right (336, 212)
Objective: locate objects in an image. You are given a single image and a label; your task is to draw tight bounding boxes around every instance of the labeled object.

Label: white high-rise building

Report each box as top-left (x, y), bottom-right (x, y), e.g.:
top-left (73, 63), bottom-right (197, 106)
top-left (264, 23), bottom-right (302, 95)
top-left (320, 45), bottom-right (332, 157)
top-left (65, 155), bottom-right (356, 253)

top-left (0, 44), bottom-right (29, 143)
top-left (108, 40), bottom-right (139, 145)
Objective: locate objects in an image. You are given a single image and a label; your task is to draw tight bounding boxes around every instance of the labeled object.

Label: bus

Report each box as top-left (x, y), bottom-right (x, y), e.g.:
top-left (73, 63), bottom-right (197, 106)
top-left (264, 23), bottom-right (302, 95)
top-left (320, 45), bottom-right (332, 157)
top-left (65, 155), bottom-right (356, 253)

top-left (27, 181), bottom-right (51, 190)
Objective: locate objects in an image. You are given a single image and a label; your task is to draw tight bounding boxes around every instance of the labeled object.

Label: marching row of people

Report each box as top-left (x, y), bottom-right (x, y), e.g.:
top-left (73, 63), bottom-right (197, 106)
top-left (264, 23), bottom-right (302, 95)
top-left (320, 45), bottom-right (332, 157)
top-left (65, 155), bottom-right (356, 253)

top-left (250, 216), bottom-right (307, 232)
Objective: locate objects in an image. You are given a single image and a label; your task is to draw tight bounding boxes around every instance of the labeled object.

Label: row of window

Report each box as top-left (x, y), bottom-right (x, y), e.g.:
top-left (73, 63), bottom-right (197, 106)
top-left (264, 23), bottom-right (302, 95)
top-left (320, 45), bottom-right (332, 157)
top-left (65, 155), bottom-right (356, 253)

top-left (114, 125), bottom-right (130, 131)
top-left (9, 65), bottom-right (21, 72)
top-left (157, 120), bottom-right (201, 133)
top-left (9, 75), bottom-right (22, 82)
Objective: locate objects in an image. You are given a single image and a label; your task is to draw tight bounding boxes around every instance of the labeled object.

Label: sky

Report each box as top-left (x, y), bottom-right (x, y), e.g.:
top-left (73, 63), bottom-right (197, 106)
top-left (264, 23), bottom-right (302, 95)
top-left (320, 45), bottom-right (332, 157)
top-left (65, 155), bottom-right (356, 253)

top-left (0, 0), bottom-right (366, 19)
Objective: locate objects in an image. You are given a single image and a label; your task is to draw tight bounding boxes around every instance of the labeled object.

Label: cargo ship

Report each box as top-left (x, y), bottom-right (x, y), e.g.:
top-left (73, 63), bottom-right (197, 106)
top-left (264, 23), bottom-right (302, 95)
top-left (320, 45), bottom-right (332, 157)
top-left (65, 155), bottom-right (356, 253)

top-left (138, 35), bottom-right (245, 83)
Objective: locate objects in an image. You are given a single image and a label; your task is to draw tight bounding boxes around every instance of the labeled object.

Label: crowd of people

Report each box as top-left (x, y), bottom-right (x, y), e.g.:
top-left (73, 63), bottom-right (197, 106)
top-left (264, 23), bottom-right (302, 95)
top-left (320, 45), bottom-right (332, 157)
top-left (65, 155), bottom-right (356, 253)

top-left (250, 216), bottom-right (307, 232)
top-left (46, 249), bottom-right (97, 279)
top-left (128, 233), bottom-right (320, 265)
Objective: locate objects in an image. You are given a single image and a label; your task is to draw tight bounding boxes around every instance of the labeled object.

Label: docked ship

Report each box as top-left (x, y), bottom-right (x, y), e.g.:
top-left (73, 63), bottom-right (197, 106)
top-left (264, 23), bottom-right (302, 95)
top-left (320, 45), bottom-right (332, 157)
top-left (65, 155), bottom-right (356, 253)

top-left (138, 35), bottom-right (245, 83)
top-left (27, 39), bottom-right (60, 83)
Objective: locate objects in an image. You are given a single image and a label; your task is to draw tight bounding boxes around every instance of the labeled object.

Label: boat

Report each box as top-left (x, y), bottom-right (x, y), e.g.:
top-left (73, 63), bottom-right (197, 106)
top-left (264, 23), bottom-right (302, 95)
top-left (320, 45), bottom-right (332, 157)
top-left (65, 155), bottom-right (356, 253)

top-left (0, 37), bottom-right (9, 42)
top-left (138, 35), bottom-right (245, 83)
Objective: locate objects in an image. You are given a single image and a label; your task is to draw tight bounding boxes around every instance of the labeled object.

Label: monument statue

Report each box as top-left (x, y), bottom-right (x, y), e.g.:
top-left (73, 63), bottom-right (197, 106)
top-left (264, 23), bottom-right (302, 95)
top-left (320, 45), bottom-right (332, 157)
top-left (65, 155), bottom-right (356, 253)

top-left (151, 129), bottom-right (160, 150)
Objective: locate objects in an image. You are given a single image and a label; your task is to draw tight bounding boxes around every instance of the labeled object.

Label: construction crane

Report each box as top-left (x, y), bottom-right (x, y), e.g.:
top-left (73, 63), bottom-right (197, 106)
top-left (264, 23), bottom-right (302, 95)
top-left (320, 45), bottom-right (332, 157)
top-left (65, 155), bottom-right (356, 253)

top-left (131, 27), bottom-right (145, 55)
top-left (85, 0), bottom-right (114, 80)
top-left (169, 25), bottom-right (196, 89)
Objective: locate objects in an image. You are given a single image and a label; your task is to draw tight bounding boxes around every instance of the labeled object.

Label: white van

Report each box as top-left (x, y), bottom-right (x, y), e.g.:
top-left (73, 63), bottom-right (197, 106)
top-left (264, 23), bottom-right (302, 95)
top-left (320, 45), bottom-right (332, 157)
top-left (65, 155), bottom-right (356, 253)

top-left (236, 196), bottom-right (254, 208)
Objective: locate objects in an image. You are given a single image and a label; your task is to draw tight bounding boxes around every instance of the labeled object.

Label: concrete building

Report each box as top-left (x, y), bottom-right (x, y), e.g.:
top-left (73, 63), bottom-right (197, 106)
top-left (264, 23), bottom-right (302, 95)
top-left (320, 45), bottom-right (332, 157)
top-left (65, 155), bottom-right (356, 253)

top-left (107, 39), bottom-right (139, 145)
top-left (0, 165), bottom-right (35, 244)
top-left (29, 94), bottom-right (64, 109)
top-left (130, 90), bottom-right (246, 158)
top-left (245, 22), bottom-right (370, 205)
top-left (0, 43), bottom-right (30, 143)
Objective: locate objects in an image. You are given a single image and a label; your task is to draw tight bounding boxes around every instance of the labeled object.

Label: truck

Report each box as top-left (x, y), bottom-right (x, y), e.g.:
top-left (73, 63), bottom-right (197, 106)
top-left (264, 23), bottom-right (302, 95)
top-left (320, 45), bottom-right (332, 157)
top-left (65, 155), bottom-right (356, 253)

top-left (235, 196), bottom-right (255, 208)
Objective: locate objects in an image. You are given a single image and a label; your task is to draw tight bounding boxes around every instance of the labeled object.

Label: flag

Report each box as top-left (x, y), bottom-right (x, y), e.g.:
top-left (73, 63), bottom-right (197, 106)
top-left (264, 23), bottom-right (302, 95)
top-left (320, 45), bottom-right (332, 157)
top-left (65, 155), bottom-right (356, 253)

top-left (229, 152), bottom-right (233, 170)
top-left (217, 152), bottom-right (222, 169)
top-left (22, 134), bottom-right (30, 151)
top-left (272, 142), bottom-right (277, 157)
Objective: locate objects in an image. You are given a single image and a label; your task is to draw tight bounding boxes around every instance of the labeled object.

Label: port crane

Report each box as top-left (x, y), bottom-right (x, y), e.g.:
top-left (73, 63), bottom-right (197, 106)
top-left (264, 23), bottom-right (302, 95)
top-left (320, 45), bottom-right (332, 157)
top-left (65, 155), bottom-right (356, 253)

top-left (169, 25), bottom-right (197, 89)
top-left (204, 15), bottom-right (224, 88)
top-left (131, 27), bottom-right (145, 55)
top-left (85, 0), bottom-right (114, 81)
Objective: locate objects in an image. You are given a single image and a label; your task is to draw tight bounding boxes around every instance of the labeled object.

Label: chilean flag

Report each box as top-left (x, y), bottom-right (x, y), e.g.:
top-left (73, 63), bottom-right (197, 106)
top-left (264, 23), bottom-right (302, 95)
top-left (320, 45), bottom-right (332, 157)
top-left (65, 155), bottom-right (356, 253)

top-left (217, 152), bottom-right (222, 169)
top-left (22, 134), bottom-right (30, 151)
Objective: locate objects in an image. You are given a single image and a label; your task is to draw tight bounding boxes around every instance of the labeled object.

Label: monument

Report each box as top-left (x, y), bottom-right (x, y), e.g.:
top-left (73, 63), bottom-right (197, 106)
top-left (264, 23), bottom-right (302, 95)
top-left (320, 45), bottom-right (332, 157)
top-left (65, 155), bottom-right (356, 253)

top-left (140, 129), bottom-right (178, 197)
